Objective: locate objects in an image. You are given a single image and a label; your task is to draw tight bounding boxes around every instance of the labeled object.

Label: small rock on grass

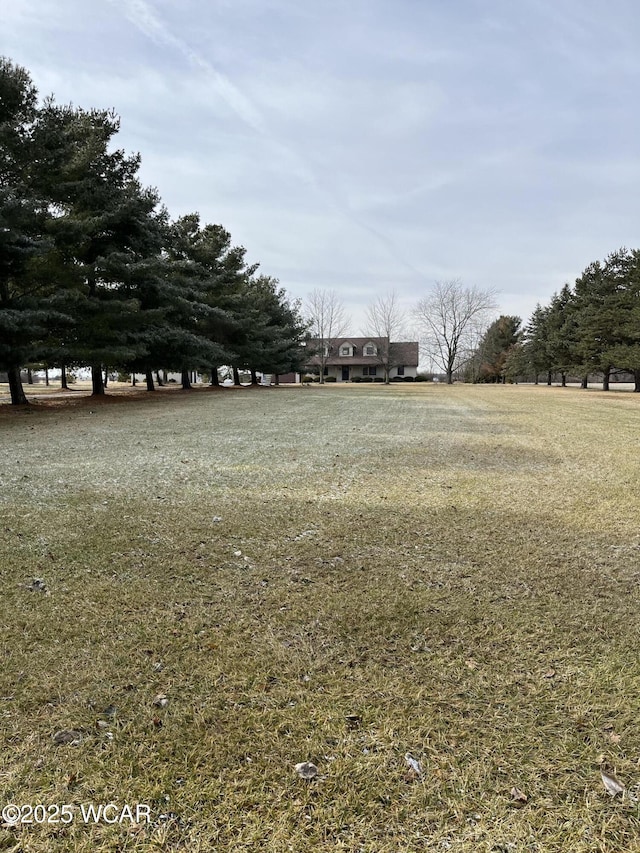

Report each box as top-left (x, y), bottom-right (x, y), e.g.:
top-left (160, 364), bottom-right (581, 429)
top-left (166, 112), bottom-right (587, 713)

top-left (295, 761), bottom-right (318, 780)
top-left (52, 729), bottom-right (83, 746)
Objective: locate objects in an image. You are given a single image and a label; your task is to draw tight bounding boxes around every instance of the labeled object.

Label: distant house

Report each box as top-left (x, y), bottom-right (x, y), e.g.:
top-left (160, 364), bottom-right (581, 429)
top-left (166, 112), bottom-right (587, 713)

top-left (304, 337), bottom-right (419, 382)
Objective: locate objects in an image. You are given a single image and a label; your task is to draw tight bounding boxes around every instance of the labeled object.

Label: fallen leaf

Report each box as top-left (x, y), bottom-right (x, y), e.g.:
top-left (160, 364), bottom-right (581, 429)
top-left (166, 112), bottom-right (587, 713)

top-left (153, 693), bottom-right (169, 708)
top-left (543, 669), bottom-right (556, 679)
top-left (601, 769), bottom-right (625, 796)
top-left (510, 786), bottom-right (528, 804)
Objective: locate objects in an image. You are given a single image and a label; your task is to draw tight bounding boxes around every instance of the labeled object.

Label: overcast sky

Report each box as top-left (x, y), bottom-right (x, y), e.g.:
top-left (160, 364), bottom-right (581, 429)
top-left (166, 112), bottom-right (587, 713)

top-left (4, 0), bottom-right (640, 335)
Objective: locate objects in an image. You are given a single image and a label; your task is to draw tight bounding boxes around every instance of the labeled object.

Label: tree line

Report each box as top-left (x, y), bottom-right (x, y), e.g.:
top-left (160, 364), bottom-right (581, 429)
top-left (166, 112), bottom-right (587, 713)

top-left (467, 248), bottom-right (640, 391)
top-left (0, 57), bottom-right (308, 405)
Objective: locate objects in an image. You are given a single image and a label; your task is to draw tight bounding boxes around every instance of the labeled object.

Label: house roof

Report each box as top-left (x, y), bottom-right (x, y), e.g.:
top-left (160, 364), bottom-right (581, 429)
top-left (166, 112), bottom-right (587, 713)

top-left (391, 341), bottom-right (419, 367)
top-left (305, 337), bottom-right (419, 367)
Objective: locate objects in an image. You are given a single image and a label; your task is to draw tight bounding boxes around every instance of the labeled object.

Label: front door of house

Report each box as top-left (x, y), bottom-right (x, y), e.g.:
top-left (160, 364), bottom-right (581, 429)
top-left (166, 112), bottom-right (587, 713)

top-left (341, 366), bottom-right (350, 382)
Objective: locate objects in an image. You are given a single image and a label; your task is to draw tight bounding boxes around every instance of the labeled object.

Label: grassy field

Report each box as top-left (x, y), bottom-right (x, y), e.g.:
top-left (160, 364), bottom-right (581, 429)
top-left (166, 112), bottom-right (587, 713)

top-left (1, 382), bottom-right (640, 852)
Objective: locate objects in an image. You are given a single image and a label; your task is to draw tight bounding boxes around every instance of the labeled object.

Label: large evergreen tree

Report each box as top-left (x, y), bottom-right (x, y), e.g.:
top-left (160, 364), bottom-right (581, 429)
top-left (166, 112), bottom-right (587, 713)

top-left (593, 249), bottom-right (640, 391)
top-left (154, 214), bottom-right (252, 388)
top-left (476, 315), bottom-right (521, 383)
top-left (522, 303), bottom-right (552, 383)
top-left (572, 249), bottom-right (640, 390)
top-left (232, 275), bottom-right (308, 382)
top-left (33, 103), bottom-right (165, 395)
top-left (0, 59), bottom-right (69, 404)
top-left (544, 285), bottom-right (579, 386)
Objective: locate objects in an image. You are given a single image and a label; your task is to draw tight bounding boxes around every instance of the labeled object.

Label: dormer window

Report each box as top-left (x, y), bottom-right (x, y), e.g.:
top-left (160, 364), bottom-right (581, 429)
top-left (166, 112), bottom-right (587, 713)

top-left (340, 342), bottom-right (354, 357)
top-left (364, 342), bottom-right (377, 356)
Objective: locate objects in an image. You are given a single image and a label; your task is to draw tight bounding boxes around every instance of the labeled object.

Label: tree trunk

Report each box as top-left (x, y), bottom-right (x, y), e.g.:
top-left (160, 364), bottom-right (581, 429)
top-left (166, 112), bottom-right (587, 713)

top-left (61, 364), bottom-right (68, 390)
top-left (132, 373), bottom-right (137, 386)
top-left (103, 366), bottom-right (109, 388)
top-left (210, 367), bottom-right (219, 386)
top-left (581, 374), bottom-right (588, 389)
top-left (233, 366), bottom-right (240, 386)
top-left (181, 369), bottom-right (192, 390)
top-left (250, 368), bottom-right (258, 385)
top-left (534, 373), bottom-right (539, 385)
top-left (155, 370), bottom-right (164, 387)
top-left (274, 374), bottom-right (280, 386)
top-left (561, 372), bottom-right (566, 387)
top-left (602, 368), bottom-right (610, 391)
top-left (91, 364), bottom-right (105, 395)
top-left (8, 365), bottom-right (28, 405)
top-left (27, 367), bottom-right (33, 384)
top-left (546, 371), bottom-right (552, 386)
top-left (145, 368), bottom-right (155, 391)
top-left (44, 367), bottom-right (49, 386)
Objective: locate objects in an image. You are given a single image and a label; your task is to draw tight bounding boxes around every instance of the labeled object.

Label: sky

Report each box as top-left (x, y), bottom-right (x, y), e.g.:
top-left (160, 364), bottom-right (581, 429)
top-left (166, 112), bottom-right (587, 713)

top-left (4, 0), bottom-right (640, 336)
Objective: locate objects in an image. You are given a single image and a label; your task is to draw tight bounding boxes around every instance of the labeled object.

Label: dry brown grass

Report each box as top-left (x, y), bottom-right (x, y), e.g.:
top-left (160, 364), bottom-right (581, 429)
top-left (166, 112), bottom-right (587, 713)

top-left (1, 383), bottom-right (640, 851)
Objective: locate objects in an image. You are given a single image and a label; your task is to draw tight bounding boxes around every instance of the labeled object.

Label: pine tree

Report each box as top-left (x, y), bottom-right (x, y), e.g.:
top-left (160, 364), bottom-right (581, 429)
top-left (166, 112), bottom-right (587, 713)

top-left (476, 315), bottom-right (521, 383)
top-left (0, 58), bottom-right (76, 404)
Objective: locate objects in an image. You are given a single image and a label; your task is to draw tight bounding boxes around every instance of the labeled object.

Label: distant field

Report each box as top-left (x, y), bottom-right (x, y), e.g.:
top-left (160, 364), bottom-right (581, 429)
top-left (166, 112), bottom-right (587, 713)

top-left (1, 383), bottom-right (640, 852)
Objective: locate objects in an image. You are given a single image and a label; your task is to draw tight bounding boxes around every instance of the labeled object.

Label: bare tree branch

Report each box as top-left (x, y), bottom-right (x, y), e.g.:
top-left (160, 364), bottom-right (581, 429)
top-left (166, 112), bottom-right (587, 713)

top-left (415, 280), bottom-right (497, 383)
top-left (304, 288), bottom-right (350, 383)
top-left (363, 291), bottom-right (406, 384)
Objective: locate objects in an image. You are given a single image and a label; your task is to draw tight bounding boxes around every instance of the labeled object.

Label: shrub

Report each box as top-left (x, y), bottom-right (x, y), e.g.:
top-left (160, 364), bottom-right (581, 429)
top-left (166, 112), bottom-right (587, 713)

top-left (351, 376), bottom-right (362, 383)
top-left (403, 375), bottom-right (415, 382)
top-left (361, 376), bottom-right (373, 383)
top-left (391, 376), bottom-right (403, 382)
top-left (324, 376), bottom-right (337, 382)
top-left (415, 374), bottom-right (429, 382)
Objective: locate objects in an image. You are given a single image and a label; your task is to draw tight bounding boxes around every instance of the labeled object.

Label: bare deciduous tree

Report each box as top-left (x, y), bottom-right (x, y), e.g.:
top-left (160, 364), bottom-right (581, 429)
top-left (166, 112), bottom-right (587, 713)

top-left (304, 289), bottom-right (350, 383)
top-left (416, 280), bottom-right (497, 384)
top-left (363, 291), bottom-right (406, 384)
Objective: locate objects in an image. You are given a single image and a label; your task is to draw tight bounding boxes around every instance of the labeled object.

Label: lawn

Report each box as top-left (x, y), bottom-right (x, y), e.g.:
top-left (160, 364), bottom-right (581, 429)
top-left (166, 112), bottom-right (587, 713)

top-left (1, 382), bottom-right (640, 852)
